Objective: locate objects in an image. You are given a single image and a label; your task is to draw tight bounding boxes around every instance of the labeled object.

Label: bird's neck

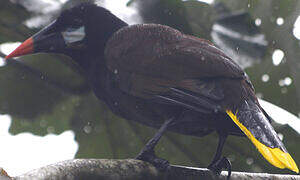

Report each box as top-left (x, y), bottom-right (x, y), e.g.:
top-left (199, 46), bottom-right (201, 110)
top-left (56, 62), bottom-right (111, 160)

top-left (71, 18), bottom-right (128, 98)
top-left (74, 52), bottom-right (111, 99)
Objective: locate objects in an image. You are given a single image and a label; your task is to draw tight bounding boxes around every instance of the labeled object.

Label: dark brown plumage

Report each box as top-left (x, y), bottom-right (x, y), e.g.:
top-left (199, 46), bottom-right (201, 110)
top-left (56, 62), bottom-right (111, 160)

top-left (6, 3), bottom-right (298, 178)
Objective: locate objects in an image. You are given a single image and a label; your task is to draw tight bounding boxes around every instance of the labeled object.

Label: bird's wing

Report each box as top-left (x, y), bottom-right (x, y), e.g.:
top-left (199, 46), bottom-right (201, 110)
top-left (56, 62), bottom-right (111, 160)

top-left (105, 24), bottom-right (299, 173)
top-left (105, 24), bottom-right (244, 80)
top-left (105, 24), bottom-right (245, 113)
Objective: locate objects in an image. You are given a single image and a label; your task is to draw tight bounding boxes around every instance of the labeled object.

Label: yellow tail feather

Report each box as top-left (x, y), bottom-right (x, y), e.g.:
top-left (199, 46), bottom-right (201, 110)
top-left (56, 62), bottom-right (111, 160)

top-left (226, 110), bottom-right (299, 173)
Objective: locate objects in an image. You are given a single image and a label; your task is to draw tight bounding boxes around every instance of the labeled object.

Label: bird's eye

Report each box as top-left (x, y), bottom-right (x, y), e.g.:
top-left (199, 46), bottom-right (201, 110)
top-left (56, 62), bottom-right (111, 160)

top-left (61, 26), bottom-right (86, 46)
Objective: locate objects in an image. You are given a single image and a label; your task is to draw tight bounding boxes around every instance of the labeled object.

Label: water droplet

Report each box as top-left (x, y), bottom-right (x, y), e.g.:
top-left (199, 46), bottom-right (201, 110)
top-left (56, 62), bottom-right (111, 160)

top-left (255, 18), bottom-right (261, 26)
top-left (278, 133), bottom-right (284, 140)
top-left (278, 79), bottom-right (285, 87)
top-left (261, 74), bottom-right (269, 82)
top-left (272, 49), bottom-right (284, 66)
top-left (83, 125), bottom-right (92, 134)
top-left (114, 69), bottom-right (118, 74)
top-left (284, 77), bottom-right (292, 86)
top-left (246, 157), bottom-right (254, 165)
top-left (276, 17), bottom-right (284, 25)
top-left (201, 56), bottom-right (205, 61)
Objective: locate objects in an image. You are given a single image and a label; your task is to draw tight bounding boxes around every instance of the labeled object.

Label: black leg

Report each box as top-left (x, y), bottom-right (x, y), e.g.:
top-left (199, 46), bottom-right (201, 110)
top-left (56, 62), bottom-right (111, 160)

top-left (136, 118), bottom-right (174, 171)
top-left (208, 131), bottom-right (232, 180)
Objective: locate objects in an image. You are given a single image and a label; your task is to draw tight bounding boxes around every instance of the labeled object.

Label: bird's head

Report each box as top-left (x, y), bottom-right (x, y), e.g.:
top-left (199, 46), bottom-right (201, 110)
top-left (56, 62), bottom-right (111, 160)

top-left (6, 3), bottom-right (127, 63)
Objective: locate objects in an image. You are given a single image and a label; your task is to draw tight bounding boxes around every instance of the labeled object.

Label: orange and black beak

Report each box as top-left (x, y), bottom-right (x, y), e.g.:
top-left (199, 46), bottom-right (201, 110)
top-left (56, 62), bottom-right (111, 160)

top-left (5, 21), bottom-right (66, 59)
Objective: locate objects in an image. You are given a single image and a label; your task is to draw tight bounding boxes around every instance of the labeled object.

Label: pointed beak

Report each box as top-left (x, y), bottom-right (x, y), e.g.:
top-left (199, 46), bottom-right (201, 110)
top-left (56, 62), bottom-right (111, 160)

top-left (5, 38), bottom-right (34, 59)
top-left (5, 20), bottom-right (65, 60)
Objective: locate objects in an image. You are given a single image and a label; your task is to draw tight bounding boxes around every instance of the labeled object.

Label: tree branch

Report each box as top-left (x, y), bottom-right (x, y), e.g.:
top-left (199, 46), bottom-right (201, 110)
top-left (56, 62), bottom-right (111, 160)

top-left (0, 159), bottom-right (297, 180)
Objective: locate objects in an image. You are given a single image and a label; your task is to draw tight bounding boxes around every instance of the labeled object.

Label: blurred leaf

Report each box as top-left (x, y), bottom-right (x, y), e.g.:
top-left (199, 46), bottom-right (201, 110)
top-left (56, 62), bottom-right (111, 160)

top-left (0, 59), bottom-right (64, 118)
top-left (0, 53), bottom-right (89, 119)
top-left (211, 4), bottom-right (267, 69)
top-left (0, 1), bottom-right (32, 43)
top-left (9, 95), bottom-right (81, 135)
top-left (183, 0), bottom-right (215, 40)
top-left (131, 0), bottom-right (192, 34)
top-left (0, 0), bottom-right (299, 175)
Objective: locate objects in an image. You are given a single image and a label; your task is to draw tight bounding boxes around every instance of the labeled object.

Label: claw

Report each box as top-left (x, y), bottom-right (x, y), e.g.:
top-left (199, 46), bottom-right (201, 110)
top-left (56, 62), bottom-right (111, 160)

top-left (136, 149), bottom-right (170, 171)
top-left (208, 157), bottom-right (232, 180)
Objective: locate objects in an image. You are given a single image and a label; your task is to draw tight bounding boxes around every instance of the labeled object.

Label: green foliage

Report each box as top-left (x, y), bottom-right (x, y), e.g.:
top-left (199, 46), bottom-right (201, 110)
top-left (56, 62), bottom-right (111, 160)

top-left (0, 0), bottom-right (299, 175)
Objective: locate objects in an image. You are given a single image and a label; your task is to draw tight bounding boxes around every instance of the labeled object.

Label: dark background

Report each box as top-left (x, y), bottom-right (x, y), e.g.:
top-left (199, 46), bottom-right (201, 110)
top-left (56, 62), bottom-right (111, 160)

top-left (0, 0), bottom-right (299, 175)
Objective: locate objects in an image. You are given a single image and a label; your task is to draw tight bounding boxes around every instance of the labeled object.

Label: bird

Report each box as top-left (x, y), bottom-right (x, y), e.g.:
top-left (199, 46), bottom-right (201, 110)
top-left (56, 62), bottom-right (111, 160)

top-left (5, 2), bottom-right (298, 178)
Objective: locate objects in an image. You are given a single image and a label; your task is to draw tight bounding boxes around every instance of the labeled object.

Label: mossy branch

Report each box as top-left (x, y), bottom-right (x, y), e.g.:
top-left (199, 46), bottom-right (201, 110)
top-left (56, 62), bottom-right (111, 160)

top-left (0, 159), bottom-right (298, 180)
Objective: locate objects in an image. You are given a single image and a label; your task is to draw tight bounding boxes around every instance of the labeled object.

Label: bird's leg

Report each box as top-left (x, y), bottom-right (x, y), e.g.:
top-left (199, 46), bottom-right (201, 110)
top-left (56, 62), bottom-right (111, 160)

top-left (136, 117), bottom-right (174, 171)
top-left (208, 131), bottom-right (232, 180)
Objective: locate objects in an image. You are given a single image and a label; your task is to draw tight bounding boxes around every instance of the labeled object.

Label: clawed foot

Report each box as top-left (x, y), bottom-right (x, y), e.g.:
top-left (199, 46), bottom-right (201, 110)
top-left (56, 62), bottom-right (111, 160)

top-left (136, 149), bottom-right (170, 171)
top-left (208, 157), bottom-right (232, 180)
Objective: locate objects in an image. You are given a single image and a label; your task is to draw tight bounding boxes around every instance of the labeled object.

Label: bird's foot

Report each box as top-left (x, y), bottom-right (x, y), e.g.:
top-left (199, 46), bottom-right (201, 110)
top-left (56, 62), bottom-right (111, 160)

top-left (136, 149), bottom-right (170, 171)
top-left (208, 157), bottom-right (232, 180)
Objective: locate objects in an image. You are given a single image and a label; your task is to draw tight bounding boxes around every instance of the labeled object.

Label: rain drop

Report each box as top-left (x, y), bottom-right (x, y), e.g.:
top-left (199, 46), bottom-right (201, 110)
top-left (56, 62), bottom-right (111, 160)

top-left (276, 17), bottom-right (284, 25)
top-left (261, 74), bottom-right (269, 82)
top-left (246, 157), bottom-right (254, 165)
top-left (272, 49), bottom-right (284, 66)
top-left (255, 18), bottom-right (261, 26)
top-left (284, 77), bottom-right (292, 86)
top-left (114, 69), bottom-right (118, 74)
top-left (278, 133), bottom-right (284, 140)
top-left (278, 79), bottom-right (285, 87)
top-left (83, 125), bottom-right (92, 134)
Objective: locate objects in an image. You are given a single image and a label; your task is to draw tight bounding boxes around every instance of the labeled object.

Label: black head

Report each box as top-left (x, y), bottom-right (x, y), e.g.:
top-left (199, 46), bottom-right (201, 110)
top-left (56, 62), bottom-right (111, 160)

top-left (6, 3), bottom-right (127, 62)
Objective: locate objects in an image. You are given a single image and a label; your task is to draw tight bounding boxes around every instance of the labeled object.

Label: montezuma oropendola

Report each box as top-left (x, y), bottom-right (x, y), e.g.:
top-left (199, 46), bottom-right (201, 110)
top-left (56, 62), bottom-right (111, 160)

top-left (6, 3), bottom-right (298, 178)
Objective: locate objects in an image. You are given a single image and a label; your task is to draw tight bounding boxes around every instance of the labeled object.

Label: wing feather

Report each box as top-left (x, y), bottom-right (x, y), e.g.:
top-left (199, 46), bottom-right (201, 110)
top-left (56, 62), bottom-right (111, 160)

top-left (105, 24), bottom-right (247, 112)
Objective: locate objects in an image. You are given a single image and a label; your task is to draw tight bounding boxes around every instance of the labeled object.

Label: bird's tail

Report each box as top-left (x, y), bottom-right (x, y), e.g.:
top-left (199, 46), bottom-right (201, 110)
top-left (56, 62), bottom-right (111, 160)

top-left (226, 99), bottom-right (298, 173)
